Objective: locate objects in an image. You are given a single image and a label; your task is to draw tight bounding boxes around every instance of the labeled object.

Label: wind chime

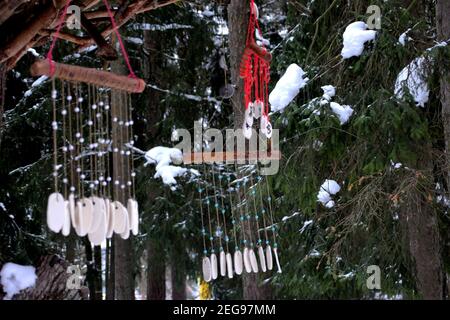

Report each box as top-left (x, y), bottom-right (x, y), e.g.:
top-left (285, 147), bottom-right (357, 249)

top-left (187, 1), bottom-right (282, 282)
top-left (197, 165), bottom-right (282, 282)
top-left (33, 0), bottom-right (145, 246)
top-left (241, 0), bottom-right (273, 140)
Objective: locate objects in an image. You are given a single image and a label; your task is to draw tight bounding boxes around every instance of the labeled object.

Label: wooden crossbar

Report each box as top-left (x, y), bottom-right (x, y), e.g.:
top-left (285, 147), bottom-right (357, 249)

top-left (30, 59), bottom-right (146, 93)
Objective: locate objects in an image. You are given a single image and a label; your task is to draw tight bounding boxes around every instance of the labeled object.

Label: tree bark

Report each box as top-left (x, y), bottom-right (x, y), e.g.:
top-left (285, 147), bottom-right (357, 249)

top-left (170, 245), bottom-right (186, 300)
top-left (111, 50), bottom-right (135, 300)
top-left (106, 238), bottom-right (116, 300)
top-left (228, 0), bottom-right (272, 300)
top-left (5, 255), bottom-right (88, 300)
top-left (94, 245), bottom-right (103, 300)
top-left (146, 238), bottom-right (166, 300)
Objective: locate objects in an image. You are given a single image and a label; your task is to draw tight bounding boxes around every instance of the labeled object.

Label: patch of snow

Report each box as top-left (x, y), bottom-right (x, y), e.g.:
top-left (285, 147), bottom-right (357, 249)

top-left (398, 29), bottom-right (412, 46)
top-left (300, 220), bottom-right (313, 233)
top-left (341, 21), bottom-right (377, 59)
top-left (269, 64), bottom-right (309, 112)
top-left (0, 263), bottom-right (37, 300)
top-left (321, 85), bottom-right (336, 101)
top-left (329, 102), bottom-right (354, 124)
top-left (317, 180), bottom-right (341, 208)
top-left (127, 37), bottom-right (143, 45)
top-left (144, 147), bottom-right (193, 186)
top-left (27, 48), bottom-right (40, 57)
top-left (394, 56), bottom-right (430, 107)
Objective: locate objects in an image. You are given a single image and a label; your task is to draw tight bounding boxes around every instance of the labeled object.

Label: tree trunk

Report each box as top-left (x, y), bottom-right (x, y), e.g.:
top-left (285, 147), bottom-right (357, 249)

top-left (171, 246), bottom-right (186, 300)
top-left (228, 0), bottom-right (272, 300)
top-left (4, 255), bottom-right (89, 300)
top-left (94, 245), bottom-right (103, 300)
top-left (146, 238), bottom-right (166, 300)
top-left (106, 238), bottom-right (115, 300)
top-left (0, 63), bottom-right (6, 149)
top-left (111, 49), bottom-right (135, 300)
top-left (228, 0), bottom-right (249, 130)
top-left (399, 151), bottom-right (444, 299)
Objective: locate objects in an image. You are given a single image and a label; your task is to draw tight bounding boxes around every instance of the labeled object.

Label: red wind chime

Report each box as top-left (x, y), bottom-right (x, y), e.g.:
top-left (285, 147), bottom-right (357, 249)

top-left (240, 0), bottom-right (273, 141)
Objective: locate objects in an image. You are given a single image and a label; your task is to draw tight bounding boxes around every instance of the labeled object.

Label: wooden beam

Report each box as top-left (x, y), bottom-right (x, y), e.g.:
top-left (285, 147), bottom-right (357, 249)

top-left (0, 0), bottom-right (30, 25)
top-left (0, 3), bottom-right (57, 63)
top-left (182, 150), bottom-right (282, 164)
top-left (80, 11), bottom-right (118, 60)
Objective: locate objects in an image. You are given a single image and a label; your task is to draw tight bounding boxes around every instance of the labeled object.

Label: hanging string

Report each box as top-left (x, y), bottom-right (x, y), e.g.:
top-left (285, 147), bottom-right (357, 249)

top-left (264, 175), bottom-right (277, 246)
top-left (218, 172), bottom-right (230, 254)
top-left (211, 165), bottom-right (224, 253)
top-left (203, 163), bottom-right (215, 252)
top-left (242, 173), bottom-right (255, 250)
top-left (198, 171), bottom-right (208, 257)
top-left (257, 173), bottom-right (270, 246)
top-left (61, 81), bottom-right (68, 199)
top-left (234, 167), bottom-right (247, 249)
top-left (51, 79), bottom-right (59, 193)
top-left (67, 83), bottom-right (76, 196)
top-left (226, 172), bottom-right (239, 251)
top-left (128, 93), bottom-right (136, 199)
top-left (250, 172), bottom-right (263, 247)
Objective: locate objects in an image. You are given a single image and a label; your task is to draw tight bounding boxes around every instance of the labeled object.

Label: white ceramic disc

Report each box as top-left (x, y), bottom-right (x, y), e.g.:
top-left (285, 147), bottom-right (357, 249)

top-left (79, 198), bottom-right (94, 236)
top-left (226, 252), bottom-right (234, 279)
top-left (74, 201), bottom-right (85, 236)
top-left (258, 245), bottom-right (267, 272)
top-left (202, 256), bottom-right (212, 283)
top-left (62, 201), bottom-right (71, 237)
top-left (88, 199), bottom-right (107, 246)
top-left (243, 247), bottom-right (252, 273)
top-left (260, 114), bottom-right (268, 135)
top-left (47, 193), bottom-right (66, 233)
top-left (234, 250), bottom-right (243, 275)
top-left (265, 245), bottom-right (273, 271)
top-left (253, 100), bottom-right (262, 119)
top-left (112, 201), bottom-right (127, 234)
top-left (119, 205), bottom-right (130, 240)
top-left (127, 198), bottom-right (139, 236)
top-left (106, 199), bottom-right (114, 239)
top-left (89, 197), bottom-right (104, 233)
top-left (210, 253), bottom-right (218, 280)
top-left (220, 251), bottom-right (226, 277)
top-left (68, 194), bottom-right (76, 230)
top-left (249, 248), bottom-right (259, 273)
top-left (273, 247), bottom-right (282, 274)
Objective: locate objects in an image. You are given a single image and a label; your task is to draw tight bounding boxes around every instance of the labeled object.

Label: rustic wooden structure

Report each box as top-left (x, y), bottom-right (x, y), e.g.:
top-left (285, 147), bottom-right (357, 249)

top-left (0, 0), bottom-right (179, 70)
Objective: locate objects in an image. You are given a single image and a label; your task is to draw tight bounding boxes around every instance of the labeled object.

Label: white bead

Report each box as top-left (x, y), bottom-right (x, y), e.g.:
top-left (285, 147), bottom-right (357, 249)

top-left (119, 121), bottom-right (124, 126)
top-left (121, 184), bottom-right (125, 189)
top-left (89, 183), bottom-right (95, 189)
top-left (62, 178), bottom-right (68, 184)
top-left (99, 101), bottom-right (104, 107)
top-left (120, 150), bottom-right (125, 155)
top-left (53, 172), bottom-right (58, 177)
top-left (130, 140), bottom-right (135, 145)
top-left (52, 121), bottom-right (58, 130)
top-left (126, 151), bottom-right (131, 156)
top-left (61, 109), bottom-right (67, 116)
top-left (70, 186), bottom-right (76, 192)
top-left (113, 117), bottom-right (118, 122)
top-left (67, 96), bottom-right (73, 101)
top-left (114, 148), bottom-right (119, 153)
top-left (80, 174), bottom-right (86, 180)
top-left (102, 182), bottom-right (107, 186)
top-left (131, 172), bottom-right (136, 177)
top-left (79, 138), bottom-right (85, 143)
top-left (99, 176), bottom-right (104, 181)
top-left (75, 132), bottom-right (81, 138)
top-left (105, 105), bottom-right (110, 110)
top-left (94, 180), bottom-right (99, 185)
top-left (96, 113), bottom-right (101, 118)
top-left (62, 146), bottom-right (68, 152)
top-left (69, 145), bottom-right (74, 151)
top-left (114, 180), bottom-right (119, 185)
top-left (129, 120), bottom-right (134, 125)
top-left (92, 104), bottom-right (97, 110)
top-left (87, 120), bottom-right (93, 126)
top-left (76, 167), bottom-right (81, 173)
top-left (74, 107), bottom-right (80, 113)
top-left (51, 90), bottom-right (57, 99)
top-left (127, 181), bottom-right (132, 186)
top-left (78, 97), bottom-right (83, 103)
top-left (107, 177), bottom-right (112, 182)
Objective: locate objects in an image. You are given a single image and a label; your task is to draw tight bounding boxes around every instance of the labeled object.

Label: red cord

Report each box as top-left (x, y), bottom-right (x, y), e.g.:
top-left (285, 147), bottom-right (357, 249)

top-left (46, 0), bottom-right (137, 78)
top-left (47, 0), bottom-right (73, 76)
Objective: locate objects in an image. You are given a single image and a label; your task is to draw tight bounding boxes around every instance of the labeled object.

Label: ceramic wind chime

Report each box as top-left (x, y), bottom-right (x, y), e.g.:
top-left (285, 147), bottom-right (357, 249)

top-left (198, 165), bottom-right (281, 282)
top-left (33, 0), bottom-right (145, 246)
top-left (240, 0), bottom-right (273, 140)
